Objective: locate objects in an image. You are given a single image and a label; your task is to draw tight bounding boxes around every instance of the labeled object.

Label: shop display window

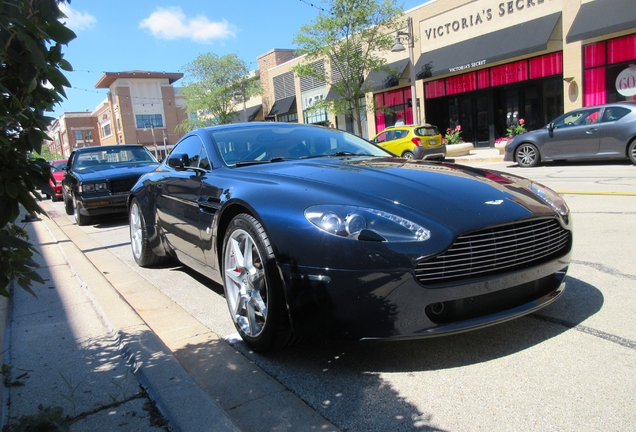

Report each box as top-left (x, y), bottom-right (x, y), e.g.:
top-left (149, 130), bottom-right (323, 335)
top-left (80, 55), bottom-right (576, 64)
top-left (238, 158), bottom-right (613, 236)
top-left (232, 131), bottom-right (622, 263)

top-left (584, 68), bottom-right (606, 106)
top-left (530, 52), bottom-right (563, 79)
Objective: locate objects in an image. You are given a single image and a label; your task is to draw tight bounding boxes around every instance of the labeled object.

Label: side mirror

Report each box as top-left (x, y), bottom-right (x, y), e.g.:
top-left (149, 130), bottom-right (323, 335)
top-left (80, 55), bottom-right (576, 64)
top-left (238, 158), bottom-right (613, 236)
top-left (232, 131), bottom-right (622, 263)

top-left (547, 123), bottom-right (555, 131)
top-left (167, 153), bottom-right (190, 170)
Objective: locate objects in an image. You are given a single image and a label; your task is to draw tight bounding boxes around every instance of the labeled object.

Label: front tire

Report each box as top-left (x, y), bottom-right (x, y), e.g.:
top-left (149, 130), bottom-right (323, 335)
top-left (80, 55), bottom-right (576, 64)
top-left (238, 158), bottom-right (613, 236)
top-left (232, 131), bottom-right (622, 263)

top-left (73, 196), bottom-right (91, 226)
top-left (222, 214), bottom-right (294, 351)
top-left (129, 198), bottom-right (167, 267)
top-left (64, 193), bottom-right (74, 215)
top-left (628, 140), bottom-right (636, 165)
top-left (515, 143), bottom-right (540, 167)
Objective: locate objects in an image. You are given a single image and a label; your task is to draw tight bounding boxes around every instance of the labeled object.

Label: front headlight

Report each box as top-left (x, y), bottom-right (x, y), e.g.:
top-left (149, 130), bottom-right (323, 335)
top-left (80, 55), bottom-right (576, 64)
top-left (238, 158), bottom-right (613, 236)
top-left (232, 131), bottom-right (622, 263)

top-left (305, 205), bottom-right (431, 242)
top-left (529, 182), bottom-right (569, 216)
top-left (78, 182), bottom-right (108, 193)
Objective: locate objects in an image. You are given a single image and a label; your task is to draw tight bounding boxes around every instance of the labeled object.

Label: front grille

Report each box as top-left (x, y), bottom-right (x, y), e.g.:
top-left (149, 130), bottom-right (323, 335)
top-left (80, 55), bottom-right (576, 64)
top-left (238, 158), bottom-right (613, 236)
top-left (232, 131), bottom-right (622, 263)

top-left (110, 177), bottom-right (139, 195)
top-left (424, 274), bottom-right (560, 324)
top-left (415, 218), bottom-right (570, 285)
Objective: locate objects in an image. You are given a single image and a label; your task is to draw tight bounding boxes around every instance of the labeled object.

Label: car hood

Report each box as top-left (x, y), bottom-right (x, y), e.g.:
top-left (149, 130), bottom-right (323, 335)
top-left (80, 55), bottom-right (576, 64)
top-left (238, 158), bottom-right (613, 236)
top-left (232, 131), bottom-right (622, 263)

top-left (506, 127), bottom-right (547, 145)
top-left (237, 157), bottom-right (558, 233)
top-left (76, 163), bottom-right (159, 181)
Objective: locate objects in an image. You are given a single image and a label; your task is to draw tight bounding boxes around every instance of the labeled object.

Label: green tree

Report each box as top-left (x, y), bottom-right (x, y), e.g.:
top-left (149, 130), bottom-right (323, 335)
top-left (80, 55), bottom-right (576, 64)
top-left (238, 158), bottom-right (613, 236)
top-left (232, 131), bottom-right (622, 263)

top-left (178, 53), bottom-right (261, 131)
top-left (0, 0), bottom-right (75, 295)
top-left (293, 0), bottom-right (404, 135)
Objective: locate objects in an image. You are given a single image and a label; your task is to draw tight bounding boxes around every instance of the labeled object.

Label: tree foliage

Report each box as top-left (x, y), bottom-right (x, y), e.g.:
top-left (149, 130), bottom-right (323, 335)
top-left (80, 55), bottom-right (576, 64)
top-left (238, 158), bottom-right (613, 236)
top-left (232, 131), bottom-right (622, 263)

top-left (0, 0), bottom-right (76, 295)
top-left (293, 0), bottom-right (404, 135)
top-left (178, 53), bottom-right (261, 131)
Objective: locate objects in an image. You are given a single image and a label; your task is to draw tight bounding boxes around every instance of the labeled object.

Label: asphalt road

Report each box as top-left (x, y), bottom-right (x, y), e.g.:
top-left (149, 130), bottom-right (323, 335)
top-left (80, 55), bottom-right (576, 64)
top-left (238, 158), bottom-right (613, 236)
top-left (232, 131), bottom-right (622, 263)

top-left (46, 159), bottom-right (636, 431)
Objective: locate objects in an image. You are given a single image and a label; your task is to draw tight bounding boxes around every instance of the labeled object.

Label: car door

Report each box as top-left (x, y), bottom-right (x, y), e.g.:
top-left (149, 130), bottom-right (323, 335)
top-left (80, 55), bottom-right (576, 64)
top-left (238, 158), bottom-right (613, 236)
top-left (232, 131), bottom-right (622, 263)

top-left (195, 146), bottom-right (224, 274)
top-left (598, 106), bottom-right (632, 157)
top-left (156, 135), bottom-right (207, 265)
top-left (543, 108), bottom-right (602, 159)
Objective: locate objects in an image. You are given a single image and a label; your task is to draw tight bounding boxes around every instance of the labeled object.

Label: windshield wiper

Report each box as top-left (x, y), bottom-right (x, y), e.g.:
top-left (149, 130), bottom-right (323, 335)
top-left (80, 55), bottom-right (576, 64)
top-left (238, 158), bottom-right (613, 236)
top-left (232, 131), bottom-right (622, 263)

top-left (235, 157), bottom-right (286, 167)
top-left (328, 151), bottom-right (357, 157)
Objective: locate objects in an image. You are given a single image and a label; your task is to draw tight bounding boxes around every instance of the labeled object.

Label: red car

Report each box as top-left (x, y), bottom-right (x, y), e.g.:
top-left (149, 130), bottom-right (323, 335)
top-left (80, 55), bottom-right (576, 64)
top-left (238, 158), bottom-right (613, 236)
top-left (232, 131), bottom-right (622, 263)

top-left (48, 159), bottom-right (67, 201)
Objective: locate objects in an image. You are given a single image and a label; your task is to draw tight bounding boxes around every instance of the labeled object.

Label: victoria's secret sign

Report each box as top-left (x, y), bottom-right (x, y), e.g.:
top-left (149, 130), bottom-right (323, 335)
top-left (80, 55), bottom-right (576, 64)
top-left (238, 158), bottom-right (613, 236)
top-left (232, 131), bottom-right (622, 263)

top-left (423, 0), bottom-right (554, 42)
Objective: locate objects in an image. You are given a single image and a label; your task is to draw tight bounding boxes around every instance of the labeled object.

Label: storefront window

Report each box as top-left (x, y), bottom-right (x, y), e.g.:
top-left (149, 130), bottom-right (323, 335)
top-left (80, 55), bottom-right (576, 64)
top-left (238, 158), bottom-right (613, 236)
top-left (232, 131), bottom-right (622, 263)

top-left (374, 88), bottom-right (412, 132)
top-left (608, 34), bottom-right (636, 64)
top-left (583, 34), bottom-right (636, 106)
top-left (584, 43), bottom-right (605, 68)
top-left (584, 68), bottom-right (606, 106)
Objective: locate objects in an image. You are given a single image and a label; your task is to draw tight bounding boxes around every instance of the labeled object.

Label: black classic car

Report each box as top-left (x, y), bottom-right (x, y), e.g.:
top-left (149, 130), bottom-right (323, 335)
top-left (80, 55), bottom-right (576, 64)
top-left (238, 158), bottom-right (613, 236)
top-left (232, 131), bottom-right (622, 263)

top-left (128, 123), bottom-right (572, 351)
top-left (62, 144), bottom-right (159, 225)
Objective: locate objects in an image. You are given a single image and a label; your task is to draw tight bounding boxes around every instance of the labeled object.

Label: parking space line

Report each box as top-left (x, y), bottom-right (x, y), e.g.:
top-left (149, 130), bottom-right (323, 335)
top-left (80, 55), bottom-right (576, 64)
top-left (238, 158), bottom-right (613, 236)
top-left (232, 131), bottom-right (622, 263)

top-left (556, 191), bottom-right (636, 196)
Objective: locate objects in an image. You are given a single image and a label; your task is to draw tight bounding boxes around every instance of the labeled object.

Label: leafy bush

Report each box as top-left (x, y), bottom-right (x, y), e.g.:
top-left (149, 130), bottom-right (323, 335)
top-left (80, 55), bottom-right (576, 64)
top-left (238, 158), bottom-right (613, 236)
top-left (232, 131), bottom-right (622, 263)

top-left (506, 118), bottom-right (527, 137)
top-left (444, 125), bottom-right (463, 145)
top-left (0, 0), bottom-right (76, 295)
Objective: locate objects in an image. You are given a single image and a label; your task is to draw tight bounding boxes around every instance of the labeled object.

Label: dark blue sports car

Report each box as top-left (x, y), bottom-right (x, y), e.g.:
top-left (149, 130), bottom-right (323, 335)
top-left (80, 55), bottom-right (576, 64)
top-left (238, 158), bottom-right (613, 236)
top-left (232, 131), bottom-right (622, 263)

top-left (62, 144), bottom-right (159, 226)
top-left (128, 123), bottom-right (572, 351)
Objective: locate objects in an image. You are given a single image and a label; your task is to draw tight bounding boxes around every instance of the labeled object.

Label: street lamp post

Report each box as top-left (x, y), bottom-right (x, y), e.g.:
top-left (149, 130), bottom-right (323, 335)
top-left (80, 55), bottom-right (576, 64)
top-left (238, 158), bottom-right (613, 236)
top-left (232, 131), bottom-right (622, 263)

top-left (392, 17), bottom-right (419, 125)
top-left (144, 120), bottom-right (158, 159)
top-left (162, 130), bottom-right (168, 158)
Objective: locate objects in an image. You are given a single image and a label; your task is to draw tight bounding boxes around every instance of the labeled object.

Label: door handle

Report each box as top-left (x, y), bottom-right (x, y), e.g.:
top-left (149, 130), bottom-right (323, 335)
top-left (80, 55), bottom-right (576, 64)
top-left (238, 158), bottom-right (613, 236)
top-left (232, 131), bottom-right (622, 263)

top-left (196, 195), bottom-right (221, 212)
top-left (586, 128), bottom-right (598, 134)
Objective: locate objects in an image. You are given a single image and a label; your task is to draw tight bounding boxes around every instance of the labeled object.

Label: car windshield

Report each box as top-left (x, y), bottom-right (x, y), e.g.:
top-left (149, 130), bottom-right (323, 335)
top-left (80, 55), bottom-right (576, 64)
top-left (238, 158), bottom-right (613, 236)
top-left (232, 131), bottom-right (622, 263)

top-left (74, 147), bottom-right (157, 170)
top-left (50, 161), bottom-right (67, 172)
top-left (209, 125), bottom-right (391, 167)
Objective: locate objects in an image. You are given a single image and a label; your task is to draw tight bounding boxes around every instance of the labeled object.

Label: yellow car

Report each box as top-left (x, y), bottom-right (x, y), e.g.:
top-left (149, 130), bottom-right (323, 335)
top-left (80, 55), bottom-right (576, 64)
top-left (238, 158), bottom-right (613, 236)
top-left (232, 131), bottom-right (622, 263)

top-left (372, 124), bottom-right (446, 160)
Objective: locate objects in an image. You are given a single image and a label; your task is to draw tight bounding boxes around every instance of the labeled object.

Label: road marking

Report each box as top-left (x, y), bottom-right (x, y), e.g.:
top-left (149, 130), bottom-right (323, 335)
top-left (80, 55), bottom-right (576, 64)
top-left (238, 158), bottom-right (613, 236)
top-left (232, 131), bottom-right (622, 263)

top-left (556, 190), bottom-right (636, 196)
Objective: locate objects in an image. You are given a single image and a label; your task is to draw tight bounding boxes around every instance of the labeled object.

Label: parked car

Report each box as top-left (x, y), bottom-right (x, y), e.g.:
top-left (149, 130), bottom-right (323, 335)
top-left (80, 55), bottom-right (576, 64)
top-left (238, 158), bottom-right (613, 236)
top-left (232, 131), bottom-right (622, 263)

top-left (128, 123), bottom-right (572, 351)
top-left (62, 145), bottom-right (159, 226)
top-left (371, 124), bottom-right (446, 160)
top-left (46, 159), bottom-right (67, 201)
top-left (505, 101), bottom-right (636, 167)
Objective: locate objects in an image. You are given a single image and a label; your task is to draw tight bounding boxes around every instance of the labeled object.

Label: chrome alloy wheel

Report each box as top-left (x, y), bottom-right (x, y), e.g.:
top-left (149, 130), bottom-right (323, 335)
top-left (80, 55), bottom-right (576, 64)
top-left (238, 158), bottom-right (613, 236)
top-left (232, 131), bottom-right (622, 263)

top-left (129, 201), bottom-right (143, 261)
top-left (516, 144), bottom-right (539, 167)
top-left (224, 228), bottom-right (268, 337)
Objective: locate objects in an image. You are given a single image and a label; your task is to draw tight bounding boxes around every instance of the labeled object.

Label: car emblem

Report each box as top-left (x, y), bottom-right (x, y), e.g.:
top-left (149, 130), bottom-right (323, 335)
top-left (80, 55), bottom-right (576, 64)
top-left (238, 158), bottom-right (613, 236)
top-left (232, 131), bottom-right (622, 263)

top-left (485, 200), bottom-right (504, 205)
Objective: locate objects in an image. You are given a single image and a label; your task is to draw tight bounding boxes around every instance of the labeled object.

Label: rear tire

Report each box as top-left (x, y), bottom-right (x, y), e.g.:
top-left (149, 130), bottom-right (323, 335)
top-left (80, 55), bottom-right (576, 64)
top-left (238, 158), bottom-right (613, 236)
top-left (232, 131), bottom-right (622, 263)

top-left (628, 140), bottom-right (636, 165)
top-left (222, 214), bottom-right (295, 351)
top-left (402, 151), bottom-right (415, 159)
top-left (515, 143), bottom-right (540, 167)
top-left (129, 198), bottom-right (167, 267)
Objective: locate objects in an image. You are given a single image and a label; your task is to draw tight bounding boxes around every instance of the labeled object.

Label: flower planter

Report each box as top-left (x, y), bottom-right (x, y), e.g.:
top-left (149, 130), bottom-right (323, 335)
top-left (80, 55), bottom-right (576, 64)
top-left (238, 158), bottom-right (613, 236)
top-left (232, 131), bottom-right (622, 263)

top-left (446, 142), bottom-right (474, 157)
top-left (495, 139), bottom-right (508, 155)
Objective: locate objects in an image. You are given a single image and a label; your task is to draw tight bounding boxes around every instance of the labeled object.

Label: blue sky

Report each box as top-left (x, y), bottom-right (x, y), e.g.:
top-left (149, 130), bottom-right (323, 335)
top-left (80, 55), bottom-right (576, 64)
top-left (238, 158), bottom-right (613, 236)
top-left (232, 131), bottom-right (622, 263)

top-left (53, 0), bottom-right (425, 117)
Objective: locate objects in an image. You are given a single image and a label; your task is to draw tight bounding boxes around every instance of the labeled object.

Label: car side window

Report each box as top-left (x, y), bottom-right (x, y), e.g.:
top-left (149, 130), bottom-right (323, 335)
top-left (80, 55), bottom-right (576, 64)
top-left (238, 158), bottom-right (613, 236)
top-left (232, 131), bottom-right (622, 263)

top-left (602, 107), bottom-right (630, 122)
top-left (172, 136), bottom-right (204, 169)
top-left (199, 146), bottom-right (211, 171)
top-left (553, 109), bottom-right (601, 128)
top-left (394, 130), bottom-right (408, 139)
top-left (375, 132), bottom-right (388, 143)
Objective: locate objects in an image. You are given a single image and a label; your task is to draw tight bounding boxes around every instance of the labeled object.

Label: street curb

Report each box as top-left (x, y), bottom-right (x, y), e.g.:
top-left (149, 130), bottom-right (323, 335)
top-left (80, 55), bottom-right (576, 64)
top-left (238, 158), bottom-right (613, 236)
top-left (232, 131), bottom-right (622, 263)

top-left (36, 204), bottom-right (240, 432)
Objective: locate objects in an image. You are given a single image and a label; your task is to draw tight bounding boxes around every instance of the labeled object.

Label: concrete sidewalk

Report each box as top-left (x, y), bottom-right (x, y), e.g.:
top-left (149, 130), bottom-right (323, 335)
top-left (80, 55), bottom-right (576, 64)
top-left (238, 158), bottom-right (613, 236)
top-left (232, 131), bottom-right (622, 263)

top-left (448, 146), bottom-right (505, 164)
top-left (2, 207), bottom-right (240, 431)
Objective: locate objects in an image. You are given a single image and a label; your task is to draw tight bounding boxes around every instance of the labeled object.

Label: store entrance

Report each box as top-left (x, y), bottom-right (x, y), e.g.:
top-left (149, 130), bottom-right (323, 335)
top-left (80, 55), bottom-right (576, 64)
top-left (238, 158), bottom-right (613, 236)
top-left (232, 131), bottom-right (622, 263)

top-left (492, 79), bottom-right (563, 138)
top-left (426, 94), bottom-right (492, 147)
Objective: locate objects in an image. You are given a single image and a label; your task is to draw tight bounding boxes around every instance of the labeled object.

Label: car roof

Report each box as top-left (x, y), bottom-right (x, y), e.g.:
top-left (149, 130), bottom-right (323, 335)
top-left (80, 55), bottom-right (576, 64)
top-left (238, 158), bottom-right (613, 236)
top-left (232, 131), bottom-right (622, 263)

top-left (385, 124), bottom-right (436, 129)
top-left (73, 144), bottom-right (145, 153)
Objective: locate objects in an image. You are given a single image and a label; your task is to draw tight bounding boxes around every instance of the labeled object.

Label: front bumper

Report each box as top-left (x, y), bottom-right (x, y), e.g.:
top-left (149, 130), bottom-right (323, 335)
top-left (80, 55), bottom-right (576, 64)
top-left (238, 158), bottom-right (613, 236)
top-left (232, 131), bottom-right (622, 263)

top-left (76, 194), bottom-right (129, 217)
top-left (280, 251), bottom-right (570, 340)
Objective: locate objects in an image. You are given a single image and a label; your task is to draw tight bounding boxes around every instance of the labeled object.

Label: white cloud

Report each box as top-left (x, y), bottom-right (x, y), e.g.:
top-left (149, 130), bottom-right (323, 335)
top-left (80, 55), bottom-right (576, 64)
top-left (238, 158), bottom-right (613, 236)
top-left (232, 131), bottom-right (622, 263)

top-left (58, 4), bottom-right (96, 31)
top-left (139, 7), bottom-right (235, 43)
